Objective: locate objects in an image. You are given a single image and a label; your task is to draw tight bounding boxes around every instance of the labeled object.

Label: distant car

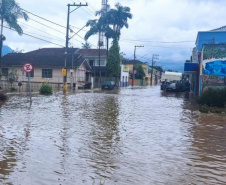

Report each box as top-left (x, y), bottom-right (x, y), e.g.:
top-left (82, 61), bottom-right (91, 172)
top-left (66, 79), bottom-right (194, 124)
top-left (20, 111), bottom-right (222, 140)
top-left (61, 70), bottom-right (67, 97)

top-left (101, 81), bottom-right (118, 90)
top-left (166, 82), bottom-right (177, 91)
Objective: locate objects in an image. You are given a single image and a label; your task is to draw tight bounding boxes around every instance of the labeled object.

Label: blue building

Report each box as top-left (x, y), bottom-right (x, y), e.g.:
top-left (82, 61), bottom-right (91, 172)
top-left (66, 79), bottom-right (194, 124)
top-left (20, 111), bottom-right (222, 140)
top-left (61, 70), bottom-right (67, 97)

top-left (184, 26), bottom-right (226, 95)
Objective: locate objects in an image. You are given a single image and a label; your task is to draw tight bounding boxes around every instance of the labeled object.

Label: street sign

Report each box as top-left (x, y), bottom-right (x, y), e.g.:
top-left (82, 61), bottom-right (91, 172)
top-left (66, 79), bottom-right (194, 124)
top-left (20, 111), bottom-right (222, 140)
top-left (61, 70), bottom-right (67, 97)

top-left (62, 68), bottom-right (66, 76)
top-left (22, 63), bottom-right (33, 104)
top-left (22, 63), bottom-right (33, 73)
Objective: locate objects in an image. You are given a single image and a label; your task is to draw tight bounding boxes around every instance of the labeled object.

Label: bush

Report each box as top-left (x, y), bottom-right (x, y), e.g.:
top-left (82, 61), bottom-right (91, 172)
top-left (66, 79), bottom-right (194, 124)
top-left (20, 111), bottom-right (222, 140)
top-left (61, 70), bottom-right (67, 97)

top-left (0, 92), bottom-right (7, 101)
top-left (198, 87), bottom-right (226, 107)
top-left (10, 87), bottom-right (17, 92)
top-left (39, 83), bottom-right (52, 95)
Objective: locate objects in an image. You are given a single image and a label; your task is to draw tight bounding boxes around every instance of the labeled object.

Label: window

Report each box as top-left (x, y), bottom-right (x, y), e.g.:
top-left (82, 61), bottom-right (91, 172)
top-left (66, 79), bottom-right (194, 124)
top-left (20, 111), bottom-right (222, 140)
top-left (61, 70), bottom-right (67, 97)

top-left (89, 60), bottom-right (94, 66)
top-left (1, 68), bottom-right (8, 76)
top-left (26, 70), bottom-right (34, 77)
top-left (42, 69), bottom-right (52, 78)
top-left (95, 60), bottom-right (105, 66)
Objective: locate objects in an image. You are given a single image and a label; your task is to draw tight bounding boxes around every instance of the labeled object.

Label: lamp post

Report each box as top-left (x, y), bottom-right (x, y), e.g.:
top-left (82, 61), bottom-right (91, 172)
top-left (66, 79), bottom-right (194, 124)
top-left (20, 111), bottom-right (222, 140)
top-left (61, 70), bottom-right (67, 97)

top-left (132, 45), bottom-right (144, 87)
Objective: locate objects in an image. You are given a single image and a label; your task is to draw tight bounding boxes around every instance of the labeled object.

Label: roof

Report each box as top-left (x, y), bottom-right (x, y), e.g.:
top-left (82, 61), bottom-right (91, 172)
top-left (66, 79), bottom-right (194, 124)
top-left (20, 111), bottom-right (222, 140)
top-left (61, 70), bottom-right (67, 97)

top-left (210, 25), bottom-right (226, 32)
top-left (26, 47), bottom-right (78, 55)
top-left (122, 59), bottom-right (146, 65)
top-left (75, 49), bottom-right (107, 57)
top-left (1, 48), bottom-right (87, 69)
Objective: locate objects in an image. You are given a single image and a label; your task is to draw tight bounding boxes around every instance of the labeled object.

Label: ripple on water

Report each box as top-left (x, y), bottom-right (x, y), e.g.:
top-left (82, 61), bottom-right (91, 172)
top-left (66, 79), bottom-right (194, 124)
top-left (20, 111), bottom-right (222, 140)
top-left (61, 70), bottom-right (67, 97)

top-left (0, 87), bottom-right (226, 184)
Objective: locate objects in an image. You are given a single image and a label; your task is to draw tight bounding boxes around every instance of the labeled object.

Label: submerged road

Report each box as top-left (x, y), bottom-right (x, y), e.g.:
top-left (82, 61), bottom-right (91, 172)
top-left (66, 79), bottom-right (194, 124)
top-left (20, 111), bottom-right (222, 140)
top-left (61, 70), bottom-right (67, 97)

top-left (0, 86), bottom-right (226, 184)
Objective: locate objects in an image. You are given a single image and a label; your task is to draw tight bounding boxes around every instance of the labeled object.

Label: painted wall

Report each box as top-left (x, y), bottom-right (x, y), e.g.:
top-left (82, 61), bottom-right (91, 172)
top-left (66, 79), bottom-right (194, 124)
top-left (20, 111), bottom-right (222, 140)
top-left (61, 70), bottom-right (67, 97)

top-left (200, 44), bottom-right (226, 92)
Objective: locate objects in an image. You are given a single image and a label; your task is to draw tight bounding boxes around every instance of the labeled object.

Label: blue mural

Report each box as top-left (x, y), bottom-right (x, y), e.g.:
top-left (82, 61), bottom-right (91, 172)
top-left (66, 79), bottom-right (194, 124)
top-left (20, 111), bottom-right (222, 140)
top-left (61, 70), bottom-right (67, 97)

top-left (203, 60), bottom-right (226, 76)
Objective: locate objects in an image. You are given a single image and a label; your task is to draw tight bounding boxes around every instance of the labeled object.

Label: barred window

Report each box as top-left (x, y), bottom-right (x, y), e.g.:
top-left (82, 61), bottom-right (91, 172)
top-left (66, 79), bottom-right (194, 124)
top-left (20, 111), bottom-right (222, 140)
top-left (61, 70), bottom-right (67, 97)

top-left (26, 70), bottom-right (34, 77)
top-left (42, 69), bottom-right (52, 78)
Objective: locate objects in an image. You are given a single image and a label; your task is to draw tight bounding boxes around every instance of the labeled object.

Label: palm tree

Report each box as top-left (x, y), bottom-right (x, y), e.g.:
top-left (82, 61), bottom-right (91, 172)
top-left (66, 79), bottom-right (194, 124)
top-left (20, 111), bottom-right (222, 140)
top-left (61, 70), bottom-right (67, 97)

top-left (0, 0), bottom-right (29, 58)
top-left (107, 3), bottom-right (132, 40)
top-left (82, 41), bottom-right (91, 49)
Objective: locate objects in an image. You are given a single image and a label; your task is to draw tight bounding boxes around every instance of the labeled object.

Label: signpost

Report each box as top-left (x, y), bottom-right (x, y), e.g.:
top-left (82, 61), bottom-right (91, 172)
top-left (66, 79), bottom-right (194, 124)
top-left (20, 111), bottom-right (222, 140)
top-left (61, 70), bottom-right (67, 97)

top-left (22, 63), bottom-right (33, 102)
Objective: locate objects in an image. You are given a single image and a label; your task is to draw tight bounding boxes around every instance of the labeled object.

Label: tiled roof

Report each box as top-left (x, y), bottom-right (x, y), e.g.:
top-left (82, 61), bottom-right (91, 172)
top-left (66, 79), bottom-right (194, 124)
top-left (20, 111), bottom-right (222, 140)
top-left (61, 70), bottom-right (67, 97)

top-left (76, 49), bottom-right (107, 57)
top-left (25, 48), bottom-right (78, 55)
top-left (1, 48), bottom-right (86, 69)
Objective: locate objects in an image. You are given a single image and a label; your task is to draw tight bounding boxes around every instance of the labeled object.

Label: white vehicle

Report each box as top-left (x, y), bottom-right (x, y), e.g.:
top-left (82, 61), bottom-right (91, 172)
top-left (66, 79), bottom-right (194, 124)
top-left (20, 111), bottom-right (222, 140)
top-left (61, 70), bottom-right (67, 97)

top-left (161, 71), bottom-right (182, 82)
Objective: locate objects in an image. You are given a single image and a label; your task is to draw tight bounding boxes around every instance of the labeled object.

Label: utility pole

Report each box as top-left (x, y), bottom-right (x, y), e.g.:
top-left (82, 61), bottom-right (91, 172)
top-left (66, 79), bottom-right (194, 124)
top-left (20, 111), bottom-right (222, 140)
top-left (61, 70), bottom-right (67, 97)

top-left (151, 54), bottom-right (159, 86)
top-left (63, 2), bottom-right (88, 93)
top-left (132, 45), bottom-right (144, 87)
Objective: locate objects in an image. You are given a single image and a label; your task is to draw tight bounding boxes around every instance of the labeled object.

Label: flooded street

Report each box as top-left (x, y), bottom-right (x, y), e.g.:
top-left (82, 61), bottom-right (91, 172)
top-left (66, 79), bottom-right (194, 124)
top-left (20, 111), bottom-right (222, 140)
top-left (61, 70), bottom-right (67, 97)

top-left (0, 86), bottom-right (226, 185)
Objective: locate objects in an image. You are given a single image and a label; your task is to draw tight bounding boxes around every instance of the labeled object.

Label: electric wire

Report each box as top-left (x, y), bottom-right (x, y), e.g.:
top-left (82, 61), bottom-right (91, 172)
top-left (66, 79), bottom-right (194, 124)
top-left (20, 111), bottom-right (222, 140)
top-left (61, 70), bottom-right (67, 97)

top-left (4, 26), bottom-right (64, 47)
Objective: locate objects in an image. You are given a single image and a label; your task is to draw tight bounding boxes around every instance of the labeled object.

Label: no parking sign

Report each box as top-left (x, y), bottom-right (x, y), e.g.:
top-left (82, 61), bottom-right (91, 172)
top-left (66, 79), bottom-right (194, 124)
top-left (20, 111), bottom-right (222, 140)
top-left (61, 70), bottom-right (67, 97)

top-left (22, 63), bottom-right (33, 73)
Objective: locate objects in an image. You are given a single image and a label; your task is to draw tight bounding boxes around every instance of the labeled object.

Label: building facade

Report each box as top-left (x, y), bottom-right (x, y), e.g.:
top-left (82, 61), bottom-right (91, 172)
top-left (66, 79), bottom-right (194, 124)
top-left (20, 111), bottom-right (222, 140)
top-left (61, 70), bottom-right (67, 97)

top-left (1, 48), bottom-right (92, 91)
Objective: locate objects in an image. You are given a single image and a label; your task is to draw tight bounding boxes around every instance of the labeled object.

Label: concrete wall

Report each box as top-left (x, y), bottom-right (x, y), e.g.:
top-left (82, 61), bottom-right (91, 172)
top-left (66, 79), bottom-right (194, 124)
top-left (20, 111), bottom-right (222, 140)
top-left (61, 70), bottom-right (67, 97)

top-left (120, 65), bottom-right (129, 87)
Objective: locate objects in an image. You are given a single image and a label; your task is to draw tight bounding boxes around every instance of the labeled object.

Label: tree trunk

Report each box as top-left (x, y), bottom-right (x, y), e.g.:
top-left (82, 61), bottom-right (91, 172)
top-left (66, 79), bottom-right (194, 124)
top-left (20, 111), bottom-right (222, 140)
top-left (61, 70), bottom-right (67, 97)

top-left (98, 31), bottom-right (101, 87)
top-left (0, 18), bottom-right (4, 61)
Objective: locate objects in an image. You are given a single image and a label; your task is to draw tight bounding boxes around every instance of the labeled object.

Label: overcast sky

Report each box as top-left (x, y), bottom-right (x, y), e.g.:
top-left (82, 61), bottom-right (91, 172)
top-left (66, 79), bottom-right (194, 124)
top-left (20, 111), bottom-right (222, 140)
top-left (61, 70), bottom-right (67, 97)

top-left (3, 0), bottom-right (226, 69)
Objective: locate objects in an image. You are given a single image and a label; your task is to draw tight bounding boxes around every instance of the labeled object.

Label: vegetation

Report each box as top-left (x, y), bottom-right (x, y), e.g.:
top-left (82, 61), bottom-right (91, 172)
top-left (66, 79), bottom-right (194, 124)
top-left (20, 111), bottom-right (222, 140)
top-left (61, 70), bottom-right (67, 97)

top-left (39, 83), bottom-right (52, 95)
top-left (106, 39), bottom-right (121, 77)
top-left (7, 69), bottom-right (18, 88)
top-left (84, 3), bottom-right (132, 49)
top-left (0, 91), bottom-right (7, 101)
top-left (0, 0), bottom-right (29, 57)
top-left (82, 41), bottom-right (91, 49)
top-left (135, 64), bottom-right (145, 79)
top-left (153, 66), bottom-right (163, 73)
top-left (198, 87), bottom-right (226, 107)
top-left (203, 44), bottom-right (226, 60)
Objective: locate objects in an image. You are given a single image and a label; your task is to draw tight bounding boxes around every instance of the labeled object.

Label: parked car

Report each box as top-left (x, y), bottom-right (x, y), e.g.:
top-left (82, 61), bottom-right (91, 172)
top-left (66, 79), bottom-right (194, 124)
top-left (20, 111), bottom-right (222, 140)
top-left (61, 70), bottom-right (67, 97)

top-left (101, 81), bottom-right (118, 90)
top-left (166, 81), bottom-right (177, 91)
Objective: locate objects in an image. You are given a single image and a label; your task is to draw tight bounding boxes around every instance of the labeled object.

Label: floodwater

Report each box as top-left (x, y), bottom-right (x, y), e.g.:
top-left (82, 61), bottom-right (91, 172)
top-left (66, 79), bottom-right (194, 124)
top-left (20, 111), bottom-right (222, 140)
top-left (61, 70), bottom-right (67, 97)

top-left (0, 86), bottom-right (226, 185)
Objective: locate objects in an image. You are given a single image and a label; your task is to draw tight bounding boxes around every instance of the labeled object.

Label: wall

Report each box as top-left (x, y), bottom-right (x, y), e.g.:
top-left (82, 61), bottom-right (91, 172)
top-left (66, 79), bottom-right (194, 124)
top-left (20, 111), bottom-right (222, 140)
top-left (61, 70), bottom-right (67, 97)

top-left (200, 44), bottom-right (226, 92)
top-left (1, 66), bottom-right (88, 91)
top-left (120, 65), bottom-right (129, 87)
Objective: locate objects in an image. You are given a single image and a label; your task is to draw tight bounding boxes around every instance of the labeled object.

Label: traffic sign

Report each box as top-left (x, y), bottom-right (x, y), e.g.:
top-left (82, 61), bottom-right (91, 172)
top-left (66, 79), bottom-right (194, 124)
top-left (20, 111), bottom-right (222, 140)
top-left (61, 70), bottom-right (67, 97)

top-left (22, 63), bottom-right (33, 73)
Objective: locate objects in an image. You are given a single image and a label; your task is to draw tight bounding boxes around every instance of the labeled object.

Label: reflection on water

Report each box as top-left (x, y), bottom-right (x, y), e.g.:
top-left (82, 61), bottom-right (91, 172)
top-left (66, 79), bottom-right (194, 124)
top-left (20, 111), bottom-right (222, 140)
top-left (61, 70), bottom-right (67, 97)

top-left (0, 87), bottom-right (226, 184)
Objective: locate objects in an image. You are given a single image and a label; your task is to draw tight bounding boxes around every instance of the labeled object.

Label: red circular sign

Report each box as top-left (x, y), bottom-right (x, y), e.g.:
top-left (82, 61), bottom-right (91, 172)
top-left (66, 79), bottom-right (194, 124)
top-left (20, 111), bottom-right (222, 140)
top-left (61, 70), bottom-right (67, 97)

top-left (22, 63), bottom-right (33, 73)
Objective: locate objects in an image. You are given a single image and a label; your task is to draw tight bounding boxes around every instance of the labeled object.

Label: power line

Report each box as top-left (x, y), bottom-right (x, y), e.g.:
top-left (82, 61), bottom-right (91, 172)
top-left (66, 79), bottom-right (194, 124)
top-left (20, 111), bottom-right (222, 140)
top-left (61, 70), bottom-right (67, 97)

top-left (23, 8), bottom-right (87, 32)
top-left (18, 21), bottom-right (66, 42)
top-left (22, 9), bottom-right (66, 29)
top-left (29, 18), bottom-right (66, 35)
top-left (121, 38), bottom-right (196, 44)
top-left (4, 26), bottom-right (64, 47)
top-left (81, 0), bottom-right (97, 12)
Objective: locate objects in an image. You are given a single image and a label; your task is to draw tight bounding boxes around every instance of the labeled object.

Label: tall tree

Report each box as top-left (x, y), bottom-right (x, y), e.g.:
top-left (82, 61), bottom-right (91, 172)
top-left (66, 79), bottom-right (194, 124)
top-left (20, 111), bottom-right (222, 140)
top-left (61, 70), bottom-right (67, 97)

top-left (107, 3), bottom-right (132, 40)
top-left (0, 0), bottom-right (29, 58)
top-left (106, 39), bottom-right (121, 78)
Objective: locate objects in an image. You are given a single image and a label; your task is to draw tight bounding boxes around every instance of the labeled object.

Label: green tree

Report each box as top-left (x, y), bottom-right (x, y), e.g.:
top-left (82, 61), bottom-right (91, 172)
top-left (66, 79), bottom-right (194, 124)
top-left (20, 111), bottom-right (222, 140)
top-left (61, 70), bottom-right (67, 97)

top-left (153, 66), bottom-right (163, 72)
top-left (107, 3), bottom-right (132, 40)
top-left (7, 68), bottom-right (18, 87)
top-left (135, 64), bottom-right (145, 79)
top-left (106, 39), bottom-right (120, 77)
top-left (82, 41), bottom-right (91, 49)
top-left (0, 0), bottom-right (28, 58)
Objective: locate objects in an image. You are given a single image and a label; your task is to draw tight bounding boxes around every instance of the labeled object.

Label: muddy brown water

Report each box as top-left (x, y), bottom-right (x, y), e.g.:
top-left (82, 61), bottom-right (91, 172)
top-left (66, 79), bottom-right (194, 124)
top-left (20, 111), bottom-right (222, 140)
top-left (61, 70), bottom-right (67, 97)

top-left (0, 86), bottom-right (226, 185)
